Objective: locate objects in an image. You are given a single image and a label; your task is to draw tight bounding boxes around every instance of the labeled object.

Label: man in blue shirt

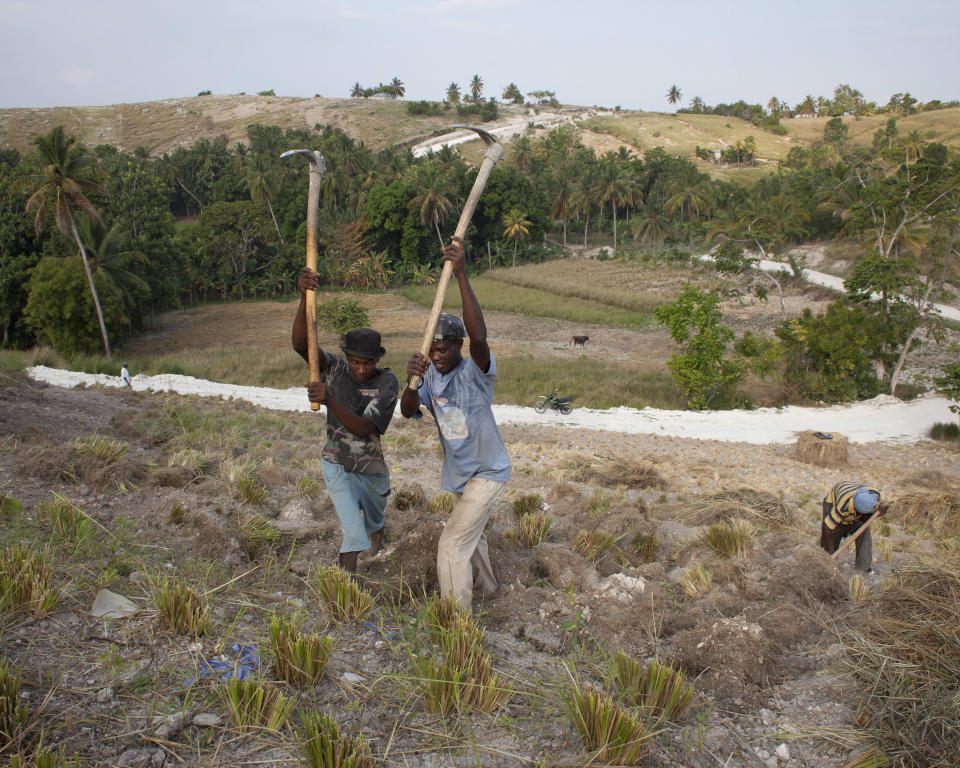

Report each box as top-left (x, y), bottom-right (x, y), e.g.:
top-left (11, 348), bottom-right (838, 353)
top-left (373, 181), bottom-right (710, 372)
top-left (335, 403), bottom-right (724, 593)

top-left (401, 239), bottom-right (511, 612)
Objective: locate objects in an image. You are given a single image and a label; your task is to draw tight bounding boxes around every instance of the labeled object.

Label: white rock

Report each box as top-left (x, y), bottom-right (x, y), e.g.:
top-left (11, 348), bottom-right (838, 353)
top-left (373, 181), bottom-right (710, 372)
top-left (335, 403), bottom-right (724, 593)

top-left (91, 589), bottom-right (138, 619)
top-left (342, 672), bottom-right (364, 684)
top-left (192, 713), bottom-right (221, 728)
top-left (96, 687), bottom-right (113, 703)
top-left (775, 743), bottom-right (791, 761)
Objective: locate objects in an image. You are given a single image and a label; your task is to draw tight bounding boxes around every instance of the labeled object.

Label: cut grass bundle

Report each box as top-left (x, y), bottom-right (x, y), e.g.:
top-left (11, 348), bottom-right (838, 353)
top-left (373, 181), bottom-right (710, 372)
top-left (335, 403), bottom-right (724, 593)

top-left (221, 457), bottom-right (267, 505)
top-left (241, 515), bottom-right (281, 551)
top-left (295, 476), bottom-right (323, 499)
top-left (168, 448), bottom-right (208, 477)
top-left (392, 483), bottom-right (424, 511)
top-left (418, 595), bottom-right (465, 645)
top-left (36, 494), bottom-right (91, 545)
top-left (218, 677), bottom-right (293, 733)
top-left (572, 530), bottom-right (620, 561)
top-left (269, 615), bottom-right (334, 687)
top-left (298, 711), bottom-right (375, 768)
top-left (72, 434), bottom-right (129, 463)
top-left (839, 747), bottom-right (890, 768)
top-left (313, 566), bottom-right (374, 622)
top-left (554, 451), bottom-right (665, 489)
top-left (508, 511), bottom-right (552, 547)
top-left (673, 488), bottom-right (793, 529)
top-left (430, 492), bottom-right (454, 515)
top-left (562, 675), bottom-right (656, 765)
top-left (630, 532), bottom-right (659, 563)
top-left (843, 558), bottom-right (960, 766)
top-left (607, 652), bottom-right (694, 721)
top-left (699, 519), bottom-right (753, 558)
top-left (894, 492), bottom-right (960, 536)
top-left (794, 430), bottom-right (849, 467)
top-left (0, 544), bottom-right (59, 618)
top-left (0, 659), bottom-right (29, 750)
top-left (511, 492), bottom-right (543, 517)
top-left (848, 574), bottom-right (867, 601)
top-left (0, 495), bottom-right (23, 519)
top-left (168, 501), bottom-right (185, 525)
top-left (3, 744), bottom-right (83, 768)
top-left (150, 573), bottom-right (209, 635)
top-left (678, 563), bottom-right (713, 599)
top-left (414, 611), bottom-right (511, 717)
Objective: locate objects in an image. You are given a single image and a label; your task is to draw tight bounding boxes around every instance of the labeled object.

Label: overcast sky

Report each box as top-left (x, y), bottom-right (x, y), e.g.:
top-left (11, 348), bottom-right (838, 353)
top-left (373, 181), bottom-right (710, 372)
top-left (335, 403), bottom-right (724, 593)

top-left (2, 0), bottom-right (957, 111)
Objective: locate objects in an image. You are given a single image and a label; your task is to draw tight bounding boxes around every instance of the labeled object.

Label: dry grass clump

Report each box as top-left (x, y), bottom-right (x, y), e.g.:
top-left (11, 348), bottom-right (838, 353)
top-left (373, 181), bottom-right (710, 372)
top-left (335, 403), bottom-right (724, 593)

top-left (0, 659), bottom-right (29, 750)
top-left (511, 492), bottom-right (543, 517)
top-left (843, 558), bottom-right (960, 765)
top-left (508, 512), bottom-right (553, 548)
top-left (562, 671), bottom-right (657, 765)
top-left (678, 563), bottom-right (713, 599)
top-left (894, 492), bottom-right (960, 536)
top-left (0, 495), bottom-right (23, 519)
top-left (392, 482), bottom-right (425, 511)
top-left (839, 747), bottom-right (890, 768)
top-left (298, 711), bottom-right (375, 768)
top-left (630, 532), bottom-right (659, 563)
top-left (295, 476), bottom-right (323, 499)
top-left (241, 514), bottom-right (281, 554)
top-left (218, 677), bottom-right (293, 733)
top-left (0, 544), bottom-right (59, 618)
top-left (554, 451), bottom-right (665, 489)
top-left (607, 652), bottom-right (694, 721)
top-left (699, 519), bottom-right (753, 558)
top-left (794, 430), bottom-right (849, 467)
top-left (413, 610), bottom-right (511, 716)
top-left (150, 573), bottom-right (209, 635)
top-left (221, 457), bottom-right (267, 505)
top-left (848, 574), bottom-right (867, 601)
top-left (572, 530), bottom-right (621, 561)
top-left (168, 501), bottom-right (186, 525)
top-left (430, 492), bottom-right (454, 515)
top-left (168, 448), bottom-right (208, 478)
top-left (72, 434), bottom-right (129, 463)
top-left (269, 614), bottom-right (334, 687)
top-left (36, 494), bottom-right (91, 545)
top-left (901, 470), bottom-right (958, 492)
top-left (313, 566), bottom-right (374, 622)
top-left (674, 488), bottom-right (794, 529)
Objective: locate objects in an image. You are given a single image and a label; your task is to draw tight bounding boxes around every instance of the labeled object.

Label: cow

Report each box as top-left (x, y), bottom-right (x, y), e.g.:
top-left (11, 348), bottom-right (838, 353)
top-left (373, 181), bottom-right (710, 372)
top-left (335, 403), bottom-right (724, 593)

top-left (571, 335), bottom-right (589, 348)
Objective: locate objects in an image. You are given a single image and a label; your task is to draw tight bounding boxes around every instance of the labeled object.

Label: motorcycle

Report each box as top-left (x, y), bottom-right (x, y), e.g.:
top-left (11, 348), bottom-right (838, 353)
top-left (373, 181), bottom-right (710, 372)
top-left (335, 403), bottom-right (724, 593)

top-left (534, 391), bottom-right (575, 415)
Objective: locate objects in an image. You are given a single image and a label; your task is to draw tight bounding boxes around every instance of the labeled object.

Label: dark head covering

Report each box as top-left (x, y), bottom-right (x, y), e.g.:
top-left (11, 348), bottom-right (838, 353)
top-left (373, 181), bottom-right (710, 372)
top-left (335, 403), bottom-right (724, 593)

top-left (340, 328), bottom-right (385, 359)
top-left (434, 313), bottom-right (466, 342)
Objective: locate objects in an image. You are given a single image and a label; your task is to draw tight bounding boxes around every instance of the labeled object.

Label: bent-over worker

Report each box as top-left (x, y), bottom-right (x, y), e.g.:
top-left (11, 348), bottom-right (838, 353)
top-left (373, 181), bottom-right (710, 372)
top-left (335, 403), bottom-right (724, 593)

top-left (820, 480), bottom-right (888, 572)
top-left (400, 239), bottom-right (511, 613)
top-left (292, 267), bottom-right (399, 573)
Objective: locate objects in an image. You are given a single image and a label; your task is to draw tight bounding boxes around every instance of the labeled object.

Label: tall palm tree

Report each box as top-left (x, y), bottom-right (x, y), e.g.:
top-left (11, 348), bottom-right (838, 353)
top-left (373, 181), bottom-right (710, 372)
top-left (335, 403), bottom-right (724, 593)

top-left (664, 165), bottom-right (709, 224)
top-left (25, 126), bottom-right (112, 356)
top-left (390, 77), bottom-right (405, 99)
top-left (597, 162), bottom-right (634, 249)
top-left (572, 166), bottom-right (600, 248)
top-left (350, 82), bottom-right (364, 98)
top-left (550, 174), bottom-right (575, 247)
top-left (902, 130), bottom-right (925, 164)
top-left (470, 74), bottom-right (484, 104)
top-left (510, 135), bottom-right (534, 170)
top-left (766, 97), bottom-right (780, 115)
top-left (666, 85), bottom-right (682, 110)
top-left (244, 154), bottom-right (283, 242)
top-left (690, 96), bottom-right (705, 113)
top-left (406, 160), bottom-right (457, 247)
top-left (446, 82), bottom-right (461, 105)
top-left (502, 208), bottom-right (531, 267)
top-left (75, 216), bottom-right (150, 326)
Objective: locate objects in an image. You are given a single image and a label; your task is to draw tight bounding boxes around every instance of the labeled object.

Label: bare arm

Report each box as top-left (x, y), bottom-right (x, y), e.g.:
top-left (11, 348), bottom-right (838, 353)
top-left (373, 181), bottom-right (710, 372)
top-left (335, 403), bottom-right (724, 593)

top-left (400, 353), bottom-right (429, 417)
top-left (446, 239), bottom-right (490, 373)
top-left (291, 267), bottom-right (327, 372)
top-left (306, 382), bottom-right (378, 437)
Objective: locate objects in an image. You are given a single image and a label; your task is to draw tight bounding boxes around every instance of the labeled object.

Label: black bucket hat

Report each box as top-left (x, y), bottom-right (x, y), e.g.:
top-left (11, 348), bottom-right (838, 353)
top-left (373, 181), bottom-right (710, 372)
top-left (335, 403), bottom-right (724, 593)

top-left (434, 313), bottom-right (466, 341)
top-left (340, 328), bottom-right (385, 359)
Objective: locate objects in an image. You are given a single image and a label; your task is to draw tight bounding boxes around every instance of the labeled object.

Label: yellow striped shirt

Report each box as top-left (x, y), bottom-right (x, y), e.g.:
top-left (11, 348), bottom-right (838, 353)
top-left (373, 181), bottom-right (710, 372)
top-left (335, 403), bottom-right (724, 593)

top-left (824, 481), bottom-right (880, 529)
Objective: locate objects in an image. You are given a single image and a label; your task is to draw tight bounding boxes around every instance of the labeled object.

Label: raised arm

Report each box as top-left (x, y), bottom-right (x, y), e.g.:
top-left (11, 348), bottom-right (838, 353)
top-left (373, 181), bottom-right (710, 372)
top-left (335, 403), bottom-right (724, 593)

top-left (291, 267), bottom-right (327, 372)
top-left (445, 239), bottom-right (490, 373)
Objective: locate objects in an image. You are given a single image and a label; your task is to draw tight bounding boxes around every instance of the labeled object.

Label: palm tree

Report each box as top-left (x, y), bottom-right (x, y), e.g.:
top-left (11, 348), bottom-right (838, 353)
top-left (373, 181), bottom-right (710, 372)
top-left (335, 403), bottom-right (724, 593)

top-left (572, 167), bottom-right (600, 248)
top-left (406, 160), bottom-right (457, 247)
top-left (766, 97), bottom-right (780, 115)
top-left (75, 216), bottom-right (150, 326)
top-left (510, 135), bottom-right (534, 170)
top-left (902, 130), bottom-right (925, 164)
top-left (664, 165), bottom-right (709, 224)
top-left (470, 74), bottom-right (484, 104)
top-left (666, 85), bottom-right (682, 110)
top-left (244, 154), bottom-right (283, 242)
top-left (550, 174), bottom-right (575, 247)
top-left (690, 96), bottom-right (705, 113)
top-left (502, 208), bottom-right (531, 267)
top-left (25, 126), bottom-right (112, 356)
top-left (390, 77), bottom-right (405, 99)
top-left (446, 82), bottom-right (461, 105)
top-left (597, 163), bottom-right (634, 249)
top-left (350, 82), bottom-right (364, 98)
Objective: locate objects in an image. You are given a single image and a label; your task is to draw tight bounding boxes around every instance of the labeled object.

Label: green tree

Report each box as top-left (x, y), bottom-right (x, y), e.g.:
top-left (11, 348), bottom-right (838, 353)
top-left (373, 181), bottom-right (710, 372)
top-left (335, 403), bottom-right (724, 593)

top-left (0, 157), bottom-right (42, 346)
top-left (350, 82), bottom-right (364, 98)
top-left (666, 85), bottom-right (682, 109)
top-left (502, 207), bottom-right (531, 267)
top-left (597, 162), bottom-right (634, 249)
top-left (550, 173), bottom-right (575, 247)
top-left (390, 77), bottom-right (405, 98)
top-left (470, 74), bottom-right (484, 104)
top-left (75, 215), bottom-right (150, 325)
top-left (446, 82), bottom-right (461, 104)
top-left (654, 285), bottom-right (742, 409)
top-left (934, 363), bottom-right (960, 432)
top-left (502, 83), bottom-right (523, 104)
top-left (405, 160), bottom-right (457, 248)
top-left (244, 154), bottom-right (284, 242)
top-left (663, 164), bottom-right (709, 225)
top-left (24, 126), bottom-right (113, 356)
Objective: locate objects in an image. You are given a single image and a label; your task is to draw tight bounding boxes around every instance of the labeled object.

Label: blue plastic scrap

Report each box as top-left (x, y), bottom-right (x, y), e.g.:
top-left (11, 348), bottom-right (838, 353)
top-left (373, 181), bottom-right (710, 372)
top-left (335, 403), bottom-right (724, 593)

top-left (184, 643), bottom-right (259, 687)
top-left (812, 432), bottom-right (833, 440)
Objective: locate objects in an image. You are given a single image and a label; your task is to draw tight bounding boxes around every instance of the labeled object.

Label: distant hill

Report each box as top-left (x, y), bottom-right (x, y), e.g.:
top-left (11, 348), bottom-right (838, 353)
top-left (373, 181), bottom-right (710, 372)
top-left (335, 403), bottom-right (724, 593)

top-left (3, 94), bottom-right (959, 183)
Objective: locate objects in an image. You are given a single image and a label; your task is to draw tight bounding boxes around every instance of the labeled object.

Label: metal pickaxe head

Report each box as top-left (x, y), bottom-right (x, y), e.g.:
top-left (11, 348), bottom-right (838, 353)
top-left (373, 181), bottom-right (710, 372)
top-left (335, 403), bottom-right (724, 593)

top-left (280, 149), bottom-right (326, 175)
top-left (448, 124), bottom-right (503, 163)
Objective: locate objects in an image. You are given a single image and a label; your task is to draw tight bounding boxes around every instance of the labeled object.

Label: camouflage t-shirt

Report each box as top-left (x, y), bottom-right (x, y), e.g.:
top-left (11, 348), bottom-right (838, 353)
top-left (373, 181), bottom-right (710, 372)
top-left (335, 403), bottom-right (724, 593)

top-left (321, 353), bottom-right (398, 474)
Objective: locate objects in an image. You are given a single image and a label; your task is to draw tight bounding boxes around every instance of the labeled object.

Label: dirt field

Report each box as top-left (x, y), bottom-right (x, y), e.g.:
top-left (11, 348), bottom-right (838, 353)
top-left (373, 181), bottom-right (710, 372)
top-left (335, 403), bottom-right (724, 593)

top-left (2, 372), bottom-right (957, 767)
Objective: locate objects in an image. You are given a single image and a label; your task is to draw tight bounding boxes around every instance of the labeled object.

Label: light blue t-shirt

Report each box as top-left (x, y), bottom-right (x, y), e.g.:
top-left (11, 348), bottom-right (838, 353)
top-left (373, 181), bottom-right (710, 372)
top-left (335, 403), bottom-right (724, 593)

top-left (418, 353), bottom-right (511, 494)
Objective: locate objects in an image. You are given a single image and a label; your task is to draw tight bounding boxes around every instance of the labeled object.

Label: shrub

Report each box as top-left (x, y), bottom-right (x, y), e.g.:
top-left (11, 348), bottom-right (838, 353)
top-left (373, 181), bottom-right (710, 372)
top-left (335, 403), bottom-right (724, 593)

top-left (151, 574), bottom-right (209, 635)
top-left (269, 615), bottom-right (334, 687)
top-left (929, 421), bottom-right (959, 441)
top-left (317, 296), bottom-right (369, 335)
top-left (298, 711), bottom-right (375, 768)
top-left (0, 544), bottom-right (59, 617)
top-left (313, 566), bottom-right (374, 622)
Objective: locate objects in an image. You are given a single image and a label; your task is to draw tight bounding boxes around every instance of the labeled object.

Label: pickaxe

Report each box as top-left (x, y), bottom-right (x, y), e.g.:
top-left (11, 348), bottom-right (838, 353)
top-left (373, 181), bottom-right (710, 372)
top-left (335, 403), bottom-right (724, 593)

top-left (281, 149), bottom-right (326, 411)
top-left (408, 125), bottom-right (504, 389)
top-left (831, 504), bottom-right (888, 561)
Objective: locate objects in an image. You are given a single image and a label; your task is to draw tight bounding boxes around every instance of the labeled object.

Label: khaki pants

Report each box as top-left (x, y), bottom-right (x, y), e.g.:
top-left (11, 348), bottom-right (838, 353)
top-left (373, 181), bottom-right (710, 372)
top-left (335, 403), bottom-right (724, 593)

top-left (437, 477), bottom-right (505, 612)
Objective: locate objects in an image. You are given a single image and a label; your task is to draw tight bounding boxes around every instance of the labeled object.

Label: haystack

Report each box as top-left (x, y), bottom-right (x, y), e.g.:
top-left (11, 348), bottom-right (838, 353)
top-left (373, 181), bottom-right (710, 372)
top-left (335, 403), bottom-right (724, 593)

top-left (673, 488), bottom-right (795, 529)
top-left (894, 492), bottom-right (960, 536)
top-left (794, 431), bottom-right (848, 467)
top-left (553, 450), bottom-right (666, 489)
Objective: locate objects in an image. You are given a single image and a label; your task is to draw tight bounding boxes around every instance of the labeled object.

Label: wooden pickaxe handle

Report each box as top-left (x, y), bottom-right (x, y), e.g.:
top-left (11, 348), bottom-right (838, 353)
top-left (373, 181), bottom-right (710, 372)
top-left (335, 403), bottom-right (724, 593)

top-left (409, 134), bottom-right (504, 390)
top-left (831, 507), bottom-right (885, 560)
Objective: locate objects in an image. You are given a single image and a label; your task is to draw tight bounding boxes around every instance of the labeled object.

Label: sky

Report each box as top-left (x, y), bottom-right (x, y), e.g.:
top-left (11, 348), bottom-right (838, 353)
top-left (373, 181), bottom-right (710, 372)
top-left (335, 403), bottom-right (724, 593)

top-left (2, 0), bottom-right (958, 112)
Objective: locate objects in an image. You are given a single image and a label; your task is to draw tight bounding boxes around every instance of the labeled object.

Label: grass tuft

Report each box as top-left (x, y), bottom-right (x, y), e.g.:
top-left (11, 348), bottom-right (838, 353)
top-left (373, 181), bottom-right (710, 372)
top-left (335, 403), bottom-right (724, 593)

top-left (607, 652), bottom-right (694, 720)
top-left (0, 495), bottom-right (24, 519)
top-left (298, 711), bottom-right (375, 768)
top-left (168, 448), bottom-right (208, 477)
top-left (679, 563), bottom-right (713, 598)
top-left (392, 483), bottom-right (424, 511)
top-left (0, 659), bottom-right (29, 750)
top-left (562, 672), bottom-right (656, 765)
top-left (313, 566), bottom-right (374, 622)
top-left (221, 457), bottom-right (268, 504)
top-left (36, 494), bottom-right (91, 545)
top-left (511, 493), bottom-right (543, 517)
top-left (218, 677), bottom-right (293, 733)
top-left (268, 614), bottom-right (334, 687)
top-left (928, 421), bottom-right (959, 442)
top-left (150, 573), bottom-right (209, 635)
top-left (241, 515), bottom-right (281, 552)
top-left (699, 519), bottom-right (753, 558)
top-left (572, 530), bottom-right (620, 561)
top-left (508, 512), bottom-right (553, 547)
top-left (0, 544), bottom-right (59, 618)
top-left (168, 501), bottom-right (185, 525)
top-left (295, 476), bottom-right (322, 499)
top-left (430, 492), bottom-right (454, 516)
top-left (848, 574), bottom-right (867, 601)
top-left (72, 434), bottom-right (129, 463)
top-left (630, 532), bottom-right (659, 562)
